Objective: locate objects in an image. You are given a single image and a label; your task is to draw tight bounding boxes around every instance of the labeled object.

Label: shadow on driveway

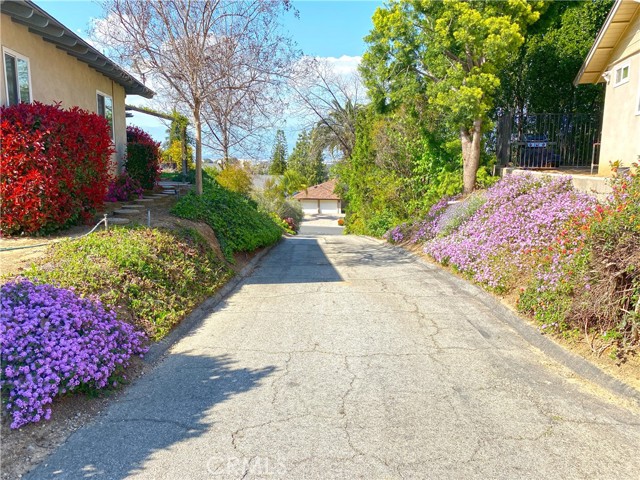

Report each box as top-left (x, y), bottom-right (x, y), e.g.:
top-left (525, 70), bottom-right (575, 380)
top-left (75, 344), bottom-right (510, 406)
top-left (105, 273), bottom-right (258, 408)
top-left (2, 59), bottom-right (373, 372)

top-left (244, 237), bottom-right (343, 284)
top-left (27, 354), bottom-right (276, 479)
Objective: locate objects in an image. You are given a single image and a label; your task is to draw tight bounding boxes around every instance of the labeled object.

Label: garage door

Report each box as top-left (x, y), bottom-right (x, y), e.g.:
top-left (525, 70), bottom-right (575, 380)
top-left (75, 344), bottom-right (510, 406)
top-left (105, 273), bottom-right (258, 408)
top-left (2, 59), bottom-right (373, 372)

top-left (319, 200), bottom-right (339, 214)
top-left (301, 200), bottom-right (318, 214)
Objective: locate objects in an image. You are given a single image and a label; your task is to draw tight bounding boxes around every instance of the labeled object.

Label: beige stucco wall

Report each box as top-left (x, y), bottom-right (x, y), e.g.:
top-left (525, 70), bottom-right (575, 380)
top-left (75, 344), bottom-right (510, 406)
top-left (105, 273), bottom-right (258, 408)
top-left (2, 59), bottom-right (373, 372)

top-left (598, 13), bottom-right (640, 176)
top-left (0, 14), bottom-right (127, 172)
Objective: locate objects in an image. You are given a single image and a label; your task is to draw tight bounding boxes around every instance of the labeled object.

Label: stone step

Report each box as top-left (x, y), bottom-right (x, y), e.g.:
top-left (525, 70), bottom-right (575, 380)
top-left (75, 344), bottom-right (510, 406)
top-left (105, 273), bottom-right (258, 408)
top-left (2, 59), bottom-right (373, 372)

top-left (135, 198), bottom-right (155, 203)
top-left (113, 209), bottom-right (140, 215)
top-left (107, 217), bottom-right (130, 225)
top-left (120, 204), bottom-right (141, 209)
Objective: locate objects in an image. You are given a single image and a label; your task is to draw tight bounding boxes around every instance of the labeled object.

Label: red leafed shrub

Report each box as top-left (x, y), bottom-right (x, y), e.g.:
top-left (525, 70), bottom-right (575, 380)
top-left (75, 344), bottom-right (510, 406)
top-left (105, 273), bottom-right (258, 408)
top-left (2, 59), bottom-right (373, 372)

top-left (125, 126), bottom-right (161, 190)
top-left (1, 102), bottom-right (114, 236)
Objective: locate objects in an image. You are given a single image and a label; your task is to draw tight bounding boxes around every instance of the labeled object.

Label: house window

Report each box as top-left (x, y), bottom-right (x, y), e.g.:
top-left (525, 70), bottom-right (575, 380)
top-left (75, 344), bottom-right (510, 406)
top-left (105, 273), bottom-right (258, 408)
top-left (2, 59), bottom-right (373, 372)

top-left (3, 48), bottom-right (31, 106)
top-left (614, 62), bottom-right (630, 87)
top-left (96, 91), bottom-right (114, 139)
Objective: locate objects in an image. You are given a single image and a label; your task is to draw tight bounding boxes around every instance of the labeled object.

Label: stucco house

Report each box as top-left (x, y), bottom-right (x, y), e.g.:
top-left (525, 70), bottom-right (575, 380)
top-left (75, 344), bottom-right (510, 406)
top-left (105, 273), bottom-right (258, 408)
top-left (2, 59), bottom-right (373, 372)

top-left (575, 0), bottom-right (640, 176)
top-left (293, 178), bottom-right (342, 215)
top-left (0, 0), bottom-right (154, 172)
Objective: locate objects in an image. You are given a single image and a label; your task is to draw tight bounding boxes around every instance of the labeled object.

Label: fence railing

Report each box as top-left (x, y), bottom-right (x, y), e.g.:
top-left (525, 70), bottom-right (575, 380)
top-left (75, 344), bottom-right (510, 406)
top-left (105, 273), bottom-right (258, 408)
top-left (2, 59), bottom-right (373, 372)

top-left (495, 112), bottom-right (601, 169)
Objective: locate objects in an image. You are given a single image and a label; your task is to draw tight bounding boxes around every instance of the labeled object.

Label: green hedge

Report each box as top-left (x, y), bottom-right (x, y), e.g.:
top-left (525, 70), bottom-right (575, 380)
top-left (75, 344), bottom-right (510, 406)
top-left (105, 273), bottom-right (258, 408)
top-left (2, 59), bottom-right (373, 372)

top-left (172, 177), bottom-right (282, 261)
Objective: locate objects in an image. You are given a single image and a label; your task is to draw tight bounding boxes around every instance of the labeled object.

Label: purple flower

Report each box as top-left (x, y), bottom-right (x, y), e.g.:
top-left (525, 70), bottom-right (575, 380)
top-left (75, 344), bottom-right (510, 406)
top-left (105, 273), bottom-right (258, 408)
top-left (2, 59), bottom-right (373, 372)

top-left (423, 174), bottom-right (596, 289)
top-left (1, 279), bottom-right (147, 428)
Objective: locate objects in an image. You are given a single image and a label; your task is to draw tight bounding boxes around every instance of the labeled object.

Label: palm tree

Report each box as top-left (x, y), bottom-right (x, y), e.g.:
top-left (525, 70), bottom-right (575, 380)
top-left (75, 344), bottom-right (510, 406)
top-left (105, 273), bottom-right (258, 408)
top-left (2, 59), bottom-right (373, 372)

top-left (313, 99), bottom-right (360, 161)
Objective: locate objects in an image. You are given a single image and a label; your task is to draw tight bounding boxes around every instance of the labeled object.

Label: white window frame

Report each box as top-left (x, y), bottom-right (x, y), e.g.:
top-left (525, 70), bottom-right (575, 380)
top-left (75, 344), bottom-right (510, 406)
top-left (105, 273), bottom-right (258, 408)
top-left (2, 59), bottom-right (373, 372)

top-left (96, 90), bottom-right (115, 141)
top-left (613, 61), bottom-right (630, 87)
top-left (2, 47), bottom-right (32, 106)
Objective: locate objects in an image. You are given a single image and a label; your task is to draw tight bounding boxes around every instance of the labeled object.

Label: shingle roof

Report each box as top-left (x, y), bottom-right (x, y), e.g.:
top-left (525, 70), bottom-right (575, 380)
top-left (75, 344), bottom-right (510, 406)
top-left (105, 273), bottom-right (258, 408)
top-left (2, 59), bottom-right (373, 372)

top-left (1, 0), bottom-right (154, 98)
top-left (293, 178), bottom-right (340, 200)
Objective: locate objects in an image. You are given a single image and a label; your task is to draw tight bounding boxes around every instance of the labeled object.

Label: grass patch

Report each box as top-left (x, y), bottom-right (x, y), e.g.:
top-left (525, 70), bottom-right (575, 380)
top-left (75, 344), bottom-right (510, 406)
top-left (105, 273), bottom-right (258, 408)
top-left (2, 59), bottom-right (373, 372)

top-left (22, 227), bottom-right (233, 340)
top-left (160, 170), bottom-right (195, 183)
top-left (172, 177), bottom-right (282, 261)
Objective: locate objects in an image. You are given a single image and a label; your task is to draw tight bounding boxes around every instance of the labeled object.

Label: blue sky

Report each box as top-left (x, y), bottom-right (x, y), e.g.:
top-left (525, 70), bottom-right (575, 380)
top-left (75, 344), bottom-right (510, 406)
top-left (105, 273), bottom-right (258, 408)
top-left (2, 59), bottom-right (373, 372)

top-left (34, 0), bottom-right (382, 158)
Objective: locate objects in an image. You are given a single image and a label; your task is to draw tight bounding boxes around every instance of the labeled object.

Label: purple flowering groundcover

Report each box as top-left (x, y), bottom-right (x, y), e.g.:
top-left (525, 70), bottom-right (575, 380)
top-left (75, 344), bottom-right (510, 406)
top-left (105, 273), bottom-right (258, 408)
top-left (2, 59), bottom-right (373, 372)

top-left (1, 279), bottom-right (147, 429)
top-left (384, 174), bottom-right (596, 291)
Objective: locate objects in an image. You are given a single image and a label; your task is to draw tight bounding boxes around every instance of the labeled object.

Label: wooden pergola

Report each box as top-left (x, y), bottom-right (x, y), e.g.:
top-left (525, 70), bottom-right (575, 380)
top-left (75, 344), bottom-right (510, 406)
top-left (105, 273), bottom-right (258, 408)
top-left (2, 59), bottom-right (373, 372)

top-left (125, 104), bottom-right (189, 177)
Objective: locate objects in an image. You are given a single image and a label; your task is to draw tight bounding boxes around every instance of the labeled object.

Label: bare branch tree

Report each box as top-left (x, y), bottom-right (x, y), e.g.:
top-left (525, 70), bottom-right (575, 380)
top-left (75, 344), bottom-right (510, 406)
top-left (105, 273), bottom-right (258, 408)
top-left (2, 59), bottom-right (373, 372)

top-left (96, 0), bottom-right (294, 194)
top-left (200, 1), bottom-right (296, 166)
top-left (288, 57), bottom-right (366, 161)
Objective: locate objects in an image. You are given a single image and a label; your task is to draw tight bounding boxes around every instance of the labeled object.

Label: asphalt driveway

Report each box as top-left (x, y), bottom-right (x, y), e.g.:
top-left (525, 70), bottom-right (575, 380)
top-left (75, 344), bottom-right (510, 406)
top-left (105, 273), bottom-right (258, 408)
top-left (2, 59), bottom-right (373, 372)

top-left (29, 235), bottom-right (640, 479)
top-left (298, 214), bottom-right (344, 236)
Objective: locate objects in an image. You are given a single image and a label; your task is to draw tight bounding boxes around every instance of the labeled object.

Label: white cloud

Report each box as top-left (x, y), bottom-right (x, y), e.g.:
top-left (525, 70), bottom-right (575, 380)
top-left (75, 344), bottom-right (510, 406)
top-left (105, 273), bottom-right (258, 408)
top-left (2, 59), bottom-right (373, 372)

top-left (320, 55), bottom-right (362, 76)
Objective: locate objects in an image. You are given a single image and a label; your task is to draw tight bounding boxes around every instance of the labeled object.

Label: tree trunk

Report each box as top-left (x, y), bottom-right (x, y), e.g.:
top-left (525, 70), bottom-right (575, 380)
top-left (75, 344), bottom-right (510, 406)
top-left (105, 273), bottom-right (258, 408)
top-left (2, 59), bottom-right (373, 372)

top-left (222, 131), bottom-right (229, 169)
top-left (460, 118), bottom-right (482, 195)
top-left (181, 125), bottom-right (188, 178)
top-left (194, 103), bottom-right (203, 196)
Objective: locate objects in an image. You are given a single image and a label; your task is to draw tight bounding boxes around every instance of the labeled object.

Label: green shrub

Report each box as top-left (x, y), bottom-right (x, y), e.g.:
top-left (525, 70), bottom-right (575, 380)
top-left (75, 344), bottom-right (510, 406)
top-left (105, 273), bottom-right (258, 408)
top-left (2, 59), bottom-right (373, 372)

top-left (216, 164), bottom-right (252, 195)
top-left (23, 227), bottom-right (232, 340)
top-left (365, 209), bottom-right (399, 237)
top-left (252, 184), bottom-right (304, 230)
top-left (277, 198), bottom-right (303, 227)
top-left (161, 170), bottom-right (195, 183)
top-left (172, 177), bottom-right (282, 261)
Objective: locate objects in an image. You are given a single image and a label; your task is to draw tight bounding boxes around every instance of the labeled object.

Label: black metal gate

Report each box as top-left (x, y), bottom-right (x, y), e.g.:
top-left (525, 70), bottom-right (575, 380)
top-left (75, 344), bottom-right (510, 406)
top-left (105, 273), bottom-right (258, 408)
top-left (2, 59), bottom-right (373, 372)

top-left (495, 112), bottom-right (601, 169)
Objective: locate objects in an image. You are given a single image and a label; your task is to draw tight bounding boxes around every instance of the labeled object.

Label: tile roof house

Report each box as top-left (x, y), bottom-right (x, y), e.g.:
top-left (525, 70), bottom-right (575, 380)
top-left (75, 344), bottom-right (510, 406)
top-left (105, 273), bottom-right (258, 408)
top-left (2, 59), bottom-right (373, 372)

top-left (0, 0), bottom-right (154, 173)
top-left (575, 0), bottom-right (640, 176)
top-left (293, 178), bottom-right (342, 215)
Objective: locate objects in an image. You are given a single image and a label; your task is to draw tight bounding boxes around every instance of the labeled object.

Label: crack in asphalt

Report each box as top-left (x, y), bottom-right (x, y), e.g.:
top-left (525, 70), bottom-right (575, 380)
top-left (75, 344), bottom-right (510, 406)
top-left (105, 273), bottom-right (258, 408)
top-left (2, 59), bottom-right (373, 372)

top-left (25, 234), bottom-right (640, 480)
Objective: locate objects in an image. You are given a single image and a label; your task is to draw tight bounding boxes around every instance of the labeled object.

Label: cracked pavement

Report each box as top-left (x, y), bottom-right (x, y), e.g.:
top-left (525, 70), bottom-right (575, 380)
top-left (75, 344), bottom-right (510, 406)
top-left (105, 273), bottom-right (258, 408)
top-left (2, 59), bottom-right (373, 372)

top-left (28, 235), bottom-right (640, 479)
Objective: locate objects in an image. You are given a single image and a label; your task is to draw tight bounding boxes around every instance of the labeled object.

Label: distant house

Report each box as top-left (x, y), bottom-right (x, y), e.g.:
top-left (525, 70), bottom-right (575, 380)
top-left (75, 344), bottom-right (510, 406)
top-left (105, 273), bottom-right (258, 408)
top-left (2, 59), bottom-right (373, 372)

top-left (575, 0), bottom-right (640, 176)
top-left (252, 174), bottom-right (280, 192)
top-left (293, 178), bottom-right (342, 215)
top-left (0, 0), bottom-right (154, 173)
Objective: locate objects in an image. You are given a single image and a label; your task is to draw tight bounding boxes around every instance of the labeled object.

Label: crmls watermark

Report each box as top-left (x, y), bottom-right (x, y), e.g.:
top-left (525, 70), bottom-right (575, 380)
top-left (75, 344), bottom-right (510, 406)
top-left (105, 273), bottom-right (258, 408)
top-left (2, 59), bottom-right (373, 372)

top-left (206, 454), bottom-right (287, 477)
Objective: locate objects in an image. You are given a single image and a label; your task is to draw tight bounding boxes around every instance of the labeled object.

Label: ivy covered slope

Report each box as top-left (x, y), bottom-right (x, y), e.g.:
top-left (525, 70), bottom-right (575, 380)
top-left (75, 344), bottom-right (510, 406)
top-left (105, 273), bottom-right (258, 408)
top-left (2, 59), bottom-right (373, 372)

top-left (23, 228), bottom-right (232, 341)
top-left (172, 175), bottom-right (283, 261)
top-left (385, 172), bottom-right (639, 360)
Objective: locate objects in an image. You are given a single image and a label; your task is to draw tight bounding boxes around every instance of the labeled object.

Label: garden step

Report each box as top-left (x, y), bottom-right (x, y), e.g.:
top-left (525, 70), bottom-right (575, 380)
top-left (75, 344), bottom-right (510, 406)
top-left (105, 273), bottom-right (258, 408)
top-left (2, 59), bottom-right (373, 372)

top-left (107, 217), bottom-right (130, 225)
top-left (120, 204), bottom-right (141, 209)
top-left (135, 198), bottom-right (155, 203)
top-left (113, 209), bottom-right (140, 215)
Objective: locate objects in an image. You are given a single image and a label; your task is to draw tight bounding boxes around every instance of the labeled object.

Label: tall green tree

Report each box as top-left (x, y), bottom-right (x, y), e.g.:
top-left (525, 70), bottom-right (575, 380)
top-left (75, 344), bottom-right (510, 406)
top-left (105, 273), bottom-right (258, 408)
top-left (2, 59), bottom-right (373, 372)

top-left (269, 130), bottom-right (288, 175)
top-left (163, 111), bottom-right (192, 175)
top-left (287, 130), bottom-right (327, 186)
top-left (497, 0), bottom-right (613, 117)
top-left (307, 139), bottom-right (327, 186)
top-left (335, 106), bottom-right (407, 236)
top-left (361, 0), bottom-right (542, 194)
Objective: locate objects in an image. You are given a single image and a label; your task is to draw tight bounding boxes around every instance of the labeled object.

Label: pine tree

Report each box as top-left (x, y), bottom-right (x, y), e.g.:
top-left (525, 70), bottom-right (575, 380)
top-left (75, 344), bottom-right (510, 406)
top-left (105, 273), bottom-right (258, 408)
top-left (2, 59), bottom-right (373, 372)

top-left (269, 130), bottom-right (287, 175)
top-left (287, 130), bottom-right (326, 186)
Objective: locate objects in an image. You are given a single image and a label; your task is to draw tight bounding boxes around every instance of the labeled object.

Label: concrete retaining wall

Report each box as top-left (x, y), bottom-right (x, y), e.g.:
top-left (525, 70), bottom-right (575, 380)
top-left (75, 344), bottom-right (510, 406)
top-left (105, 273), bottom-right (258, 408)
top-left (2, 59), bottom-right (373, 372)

top-left (501, 168), bottom-right (613, 201)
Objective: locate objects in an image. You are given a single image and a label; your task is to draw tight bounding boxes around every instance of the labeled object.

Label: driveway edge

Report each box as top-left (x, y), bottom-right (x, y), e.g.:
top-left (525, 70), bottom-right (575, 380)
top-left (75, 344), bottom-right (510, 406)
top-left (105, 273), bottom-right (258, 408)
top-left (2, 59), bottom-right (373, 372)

top-left (364, 236), bottom-right (640, 408)
top-left (144, 240), bottom-right (280, 365)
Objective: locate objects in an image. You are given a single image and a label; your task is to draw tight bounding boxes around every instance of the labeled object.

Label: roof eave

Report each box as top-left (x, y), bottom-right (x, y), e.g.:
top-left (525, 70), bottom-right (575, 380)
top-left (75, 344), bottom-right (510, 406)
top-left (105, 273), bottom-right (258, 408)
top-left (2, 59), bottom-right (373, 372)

top-left (574, 0), bottom-right (639, 86)
top-left (0, 0), bottom-right (154, 98)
